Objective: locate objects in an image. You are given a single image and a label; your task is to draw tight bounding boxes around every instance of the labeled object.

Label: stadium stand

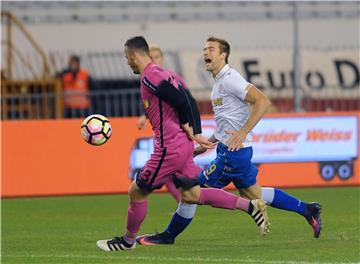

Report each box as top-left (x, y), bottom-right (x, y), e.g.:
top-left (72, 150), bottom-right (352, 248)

top-left (1, 2), bottom-right (359, 119)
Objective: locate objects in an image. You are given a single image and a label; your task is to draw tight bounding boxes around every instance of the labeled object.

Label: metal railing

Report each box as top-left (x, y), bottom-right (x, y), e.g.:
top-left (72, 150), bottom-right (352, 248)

top-left (1, 82), bottom-right (143, 120)
top-left (87, 88), bottom-right (142, 118)
top-left (1, 79), bottom-right (63, 120)
top-left (2, 82), bottom-right (359, 121)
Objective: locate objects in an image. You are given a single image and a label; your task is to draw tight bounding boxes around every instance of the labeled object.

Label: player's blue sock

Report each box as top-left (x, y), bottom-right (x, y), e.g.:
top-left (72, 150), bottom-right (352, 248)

top-left (164, 203), bottom-right (197, 240)
top-left (262, 187), bottom-right (307, 215)
top-left (165, 213), bottom-right (192, 239)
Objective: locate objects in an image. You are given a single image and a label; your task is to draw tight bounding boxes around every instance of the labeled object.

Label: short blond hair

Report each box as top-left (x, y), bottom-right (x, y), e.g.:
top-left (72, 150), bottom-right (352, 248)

top-left (149, 44), bottom-right (163, 56)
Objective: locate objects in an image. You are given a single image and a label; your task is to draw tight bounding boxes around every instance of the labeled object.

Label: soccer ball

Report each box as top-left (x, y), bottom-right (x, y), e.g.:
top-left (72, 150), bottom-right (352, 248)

top-left (81, 114), bottom-right (112, 146)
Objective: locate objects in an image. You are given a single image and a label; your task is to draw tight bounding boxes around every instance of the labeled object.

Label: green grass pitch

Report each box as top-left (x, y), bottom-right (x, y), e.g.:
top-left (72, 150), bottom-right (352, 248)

top-left (2, 187), bottom-right (360, 264)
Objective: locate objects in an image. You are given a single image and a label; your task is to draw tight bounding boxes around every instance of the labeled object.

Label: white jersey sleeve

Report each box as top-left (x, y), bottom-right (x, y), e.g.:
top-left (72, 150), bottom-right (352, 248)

top-left (224, 71), bottom-right (250, 101)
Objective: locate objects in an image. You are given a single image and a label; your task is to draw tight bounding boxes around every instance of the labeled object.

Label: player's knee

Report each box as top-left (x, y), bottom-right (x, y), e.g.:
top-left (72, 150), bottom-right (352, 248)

top-left (180, 193), bottom-right (193, 204)
top-left (128, 181), bottom-right (146, 200)
top-left (128, 183), bottom-right (137, 198)
top-left (180, 190), bottom-right (198, 204)
top-left (239, 184), bottom-right (262, 200)
top-left (172, 175), bottom-right (198, 190)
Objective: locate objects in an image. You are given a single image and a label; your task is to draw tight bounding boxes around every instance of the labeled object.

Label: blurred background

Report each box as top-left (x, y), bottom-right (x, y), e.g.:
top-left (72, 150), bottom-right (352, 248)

top-left (2, 1), bottom-right (359, 120)
top-left (1, 4), bottom-right (359, 262)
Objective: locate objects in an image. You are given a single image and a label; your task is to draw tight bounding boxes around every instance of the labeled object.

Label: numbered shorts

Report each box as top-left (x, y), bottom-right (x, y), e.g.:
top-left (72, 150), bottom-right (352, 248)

top-left (136, 140), bottom-right (202, 192)
top-left (198, 143), bottom-right (258, 189)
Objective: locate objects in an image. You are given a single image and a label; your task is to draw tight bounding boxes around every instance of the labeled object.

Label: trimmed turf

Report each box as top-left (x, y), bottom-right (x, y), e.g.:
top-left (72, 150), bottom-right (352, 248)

top-left (2, 187), bottom-right (360, 264)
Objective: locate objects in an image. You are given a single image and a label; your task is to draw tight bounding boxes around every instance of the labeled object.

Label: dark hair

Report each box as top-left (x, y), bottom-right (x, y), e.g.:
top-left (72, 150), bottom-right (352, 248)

top-left (206, 36), bottom-right (230, 64)
top-left (70, 55), bottom-right (80, 64)
top-left (125, 36), bottom-right (149, 53)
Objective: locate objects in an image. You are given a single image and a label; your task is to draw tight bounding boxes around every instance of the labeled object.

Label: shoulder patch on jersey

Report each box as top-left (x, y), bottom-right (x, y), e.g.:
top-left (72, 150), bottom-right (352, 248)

top-left (143, 99), bottom-right (151, 109)
top-left (142, 77), bottom-right (157, 92)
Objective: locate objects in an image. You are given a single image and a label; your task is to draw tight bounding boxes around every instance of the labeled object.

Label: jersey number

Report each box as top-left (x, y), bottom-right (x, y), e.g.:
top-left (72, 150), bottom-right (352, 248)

top-left (205, 164), bottom-right (217, 176)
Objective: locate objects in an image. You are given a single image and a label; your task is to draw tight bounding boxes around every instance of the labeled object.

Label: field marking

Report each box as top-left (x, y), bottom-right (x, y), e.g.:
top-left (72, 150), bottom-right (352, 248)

top-left (3, 254), bottom-right (359, 264)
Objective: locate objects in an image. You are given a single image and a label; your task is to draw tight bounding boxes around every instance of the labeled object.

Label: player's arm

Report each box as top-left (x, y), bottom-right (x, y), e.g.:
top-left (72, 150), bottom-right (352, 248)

top-left (193, 134), bottom-right (218, 156)
top-left (142, 76), bottom-right (190, 125)
top-left (175, 86), bottom-right (217, 149)
top-left (137, 115), bottom-right (147, 130)
top-left (226, 84), bottom-right (271, 151)
top-left (154, 80), bottom-right (215, 149)
top-left (137, 103), bottom-right (147, 130)
top-left (224, 72), bottom-right (271, 151)
top-left (180, 86), bottom-right (202, 136)
top-left (155, 81), bottom-right (200, 131)
top-left (242, 84), bottom-right (271, 134)
top-left (143, 76), bottom-right (214, 148)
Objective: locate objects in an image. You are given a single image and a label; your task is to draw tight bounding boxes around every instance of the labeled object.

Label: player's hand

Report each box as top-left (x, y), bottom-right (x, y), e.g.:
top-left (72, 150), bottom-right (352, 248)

top-left (181, 123), bottom-right (194, 139)
top-left (193, 134), bottom-right (216, 149)
top-left (137, 115), bottom-right (147, 130)
top-left (181, 123), bottom-right (216, 149)
top-left (225, 129), bottom-right (247, 151)
top-left (193, 145), bottom-right (207, 157)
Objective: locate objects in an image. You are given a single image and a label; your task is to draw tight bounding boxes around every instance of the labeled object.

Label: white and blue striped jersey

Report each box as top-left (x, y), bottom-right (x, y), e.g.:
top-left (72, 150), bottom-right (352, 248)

top-left (210, 64), bottom-right (253, 147)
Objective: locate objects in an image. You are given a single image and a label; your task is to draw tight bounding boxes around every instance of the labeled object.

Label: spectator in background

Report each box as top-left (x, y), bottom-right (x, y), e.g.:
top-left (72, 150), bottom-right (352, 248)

top-left (59, 55), bottom-right (95, 118)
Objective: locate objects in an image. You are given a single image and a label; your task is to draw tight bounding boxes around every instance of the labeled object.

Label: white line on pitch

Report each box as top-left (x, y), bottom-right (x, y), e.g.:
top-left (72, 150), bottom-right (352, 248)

top-left (3, 254), bottom-right (359, 264)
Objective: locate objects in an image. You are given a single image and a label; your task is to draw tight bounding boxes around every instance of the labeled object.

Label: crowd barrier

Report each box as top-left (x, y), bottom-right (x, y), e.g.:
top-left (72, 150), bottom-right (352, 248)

top-left (2, 112), bottom-right (359, 197)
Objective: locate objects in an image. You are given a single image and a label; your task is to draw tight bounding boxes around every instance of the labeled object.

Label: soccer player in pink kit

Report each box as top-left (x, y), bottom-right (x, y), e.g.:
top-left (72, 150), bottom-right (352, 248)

top-left (96, 36), bottom-right (270, 251)
top-left (136, 44), bottom-right (186, 202)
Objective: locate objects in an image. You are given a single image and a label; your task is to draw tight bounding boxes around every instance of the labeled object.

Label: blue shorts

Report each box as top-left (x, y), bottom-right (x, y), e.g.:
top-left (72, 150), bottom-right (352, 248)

top-left (198, 143), bottom-right (258, 189)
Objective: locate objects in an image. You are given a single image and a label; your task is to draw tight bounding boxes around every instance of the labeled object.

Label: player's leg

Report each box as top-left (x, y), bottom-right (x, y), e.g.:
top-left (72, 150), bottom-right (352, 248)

top-left (137, 182), bottom-right (268, 246)
top-left (150, 179), bottom-right (194, 244)
top-left (229, 145), bottom-right (322, 238)
top-left (178, 183), bottom-right (269, 235)
top-left (150, 145), bottom-right (232, 243)
top-left (97, 181), bottom-right (149, 251)
top-left (137, 149), bottom-right (232, 245)
top-left (177, 155), bottom-right (255, 212)
top-left (137, 146), bottom-right (267, 245)
top-left (165, 179), bottom-right (181, 202)
top-left (137, 178), bottom-right (196, 246)
top-left (97, 150), bottom-right (176, 252)
top-left (137, 200), bottom-right (197, 245)
top-left (240, 186), bottom-right (322, 238)
top-left (250, 187), bottom-right (308, 215)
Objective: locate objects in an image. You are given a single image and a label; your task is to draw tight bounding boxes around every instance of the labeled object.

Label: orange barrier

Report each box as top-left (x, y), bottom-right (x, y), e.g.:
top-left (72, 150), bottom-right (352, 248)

top-left (1, 112), bottom-right (359, 197)
top-left (1, 118), bottom-right (154, 197)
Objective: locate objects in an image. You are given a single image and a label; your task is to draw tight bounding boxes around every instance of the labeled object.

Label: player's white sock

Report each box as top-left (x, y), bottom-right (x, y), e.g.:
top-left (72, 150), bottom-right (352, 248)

top-left (176, 202), bottom-right (197, 218)
top-left (261, 187), bottom-right (275, 205)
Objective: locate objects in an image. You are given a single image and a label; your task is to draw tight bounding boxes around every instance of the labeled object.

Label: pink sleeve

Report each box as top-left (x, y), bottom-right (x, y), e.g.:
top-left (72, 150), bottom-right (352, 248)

top-left (174, 73), bottom-right (188, 89)
top-left (146, 68), bottom-right (172, 88)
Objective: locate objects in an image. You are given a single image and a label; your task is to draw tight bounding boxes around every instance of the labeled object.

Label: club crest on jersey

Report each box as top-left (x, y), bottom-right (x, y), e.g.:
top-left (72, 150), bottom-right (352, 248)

top-left (212, 97), bottom-right (223, 107)
top-left (143, 99), bottom-right (151, 109)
